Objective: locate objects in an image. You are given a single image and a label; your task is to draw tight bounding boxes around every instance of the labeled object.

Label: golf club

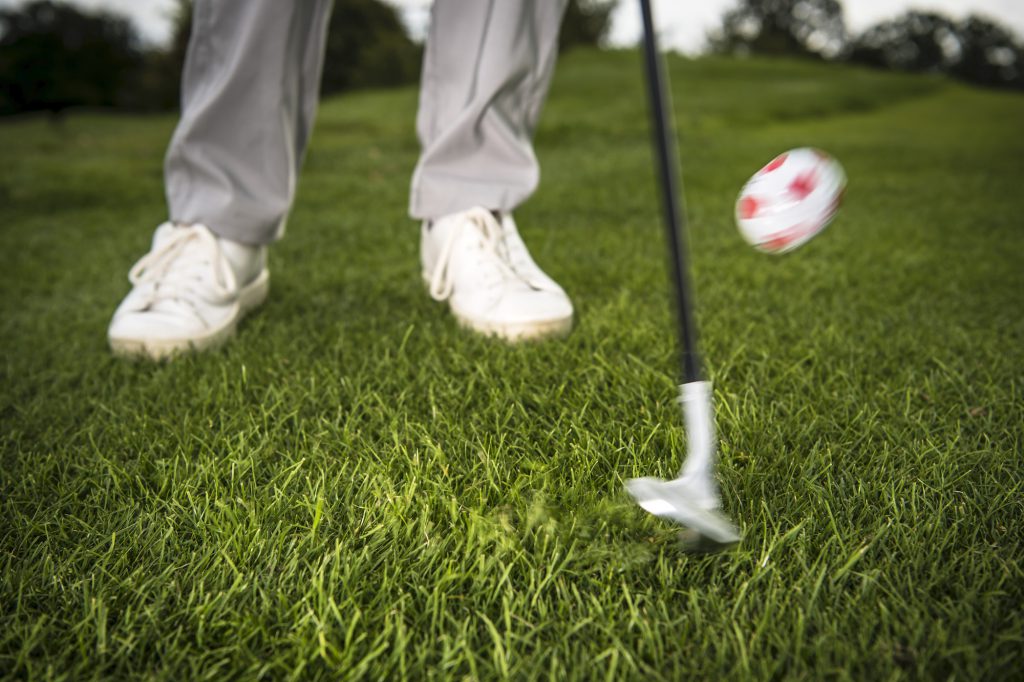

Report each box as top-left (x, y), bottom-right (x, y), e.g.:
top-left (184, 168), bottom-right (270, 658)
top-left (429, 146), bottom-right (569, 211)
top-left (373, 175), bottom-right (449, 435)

top-left (624, 0), bottom-right (740, 546)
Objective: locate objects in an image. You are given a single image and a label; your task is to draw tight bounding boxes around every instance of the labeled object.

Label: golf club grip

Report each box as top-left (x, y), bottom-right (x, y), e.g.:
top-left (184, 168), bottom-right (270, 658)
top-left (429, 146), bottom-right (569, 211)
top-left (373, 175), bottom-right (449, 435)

top-left (639, 0), bottom-right (703, 384)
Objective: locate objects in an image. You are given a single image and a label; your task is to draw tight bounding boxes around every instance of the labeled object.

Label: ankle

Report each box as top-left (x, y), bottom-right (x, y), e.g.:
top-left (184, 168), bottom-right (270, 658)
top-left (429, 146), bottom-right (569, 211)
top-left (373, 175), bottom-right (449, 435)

top-left (170, 222), bottom-right (265, 285)
top-left (218, 237), bottom-right (266, 285)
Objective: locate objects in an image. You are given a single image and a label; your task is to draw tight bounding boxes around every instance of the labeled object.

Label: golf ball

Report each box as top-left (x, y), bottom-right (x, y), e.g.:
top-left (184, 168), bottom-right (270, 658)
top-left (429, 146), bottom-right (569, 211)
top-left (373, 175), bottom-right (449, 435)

top-left (735, 148), bottom-right (846, 254)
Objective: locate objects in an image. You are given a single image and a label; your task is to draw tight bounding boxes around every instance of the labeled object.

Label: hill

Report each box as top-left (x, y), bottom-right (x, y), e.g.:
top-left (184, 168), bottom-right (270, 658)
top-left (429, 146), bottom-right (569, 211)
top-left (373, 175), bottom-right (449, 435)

top-left (1, 50), bottom-right (1022, 679)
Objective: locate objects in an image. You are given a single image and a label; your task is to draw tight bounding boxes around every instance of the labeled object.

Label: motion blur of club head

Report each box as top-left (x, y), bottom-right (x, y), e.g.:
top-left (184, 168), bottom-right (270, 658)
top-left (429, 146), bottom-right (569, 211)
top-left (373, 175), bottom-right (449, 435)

top-left (1, 0), bottom-right (1022, 54)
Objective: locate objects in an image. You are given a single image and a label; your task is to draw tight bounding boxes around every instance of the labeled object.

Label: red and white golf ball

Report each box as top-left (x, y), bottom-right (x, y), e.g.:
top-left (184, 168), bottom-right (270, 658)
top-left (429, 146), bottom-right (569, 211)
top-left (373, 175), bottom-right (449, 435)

top-left (735, 148), bottom-right (846, 254)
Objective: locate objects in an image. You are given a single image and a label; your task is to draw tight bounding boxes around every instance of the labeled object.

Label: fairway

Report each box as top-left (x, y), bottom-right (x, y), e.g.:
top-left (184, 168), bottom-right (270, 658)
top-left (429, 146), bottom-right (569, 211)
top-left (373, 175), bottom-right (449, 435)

top-left (1, 50), bottom-right (1022, 679)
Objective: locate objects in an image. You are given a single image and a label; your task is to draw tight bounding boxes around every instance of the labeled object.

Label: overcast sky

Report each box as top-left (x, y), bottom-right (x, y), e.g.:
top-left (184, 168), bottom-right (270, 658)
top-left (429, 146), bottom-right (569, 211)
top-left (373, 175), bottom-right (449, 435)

top-left (2, 0), bottom-right (1023, 53)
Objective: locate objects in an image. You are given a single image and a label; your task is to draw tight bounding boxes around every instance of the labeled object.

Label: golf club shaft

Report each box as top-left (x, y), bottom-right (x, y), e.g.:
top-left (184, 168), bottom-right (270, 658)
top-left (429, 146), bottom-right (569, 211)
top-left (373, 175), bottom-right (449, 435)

top-left (639, 0), bottom-right (703, 384)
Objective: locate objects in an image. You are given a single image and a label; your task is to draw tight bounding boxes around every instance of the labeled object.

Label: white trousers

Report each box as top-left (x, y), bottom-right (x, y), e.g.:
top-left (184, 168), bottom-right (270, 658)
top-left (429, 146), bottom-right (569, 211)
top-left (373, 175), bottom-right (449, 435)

top-left (164, 0), bottom-right (568, 245)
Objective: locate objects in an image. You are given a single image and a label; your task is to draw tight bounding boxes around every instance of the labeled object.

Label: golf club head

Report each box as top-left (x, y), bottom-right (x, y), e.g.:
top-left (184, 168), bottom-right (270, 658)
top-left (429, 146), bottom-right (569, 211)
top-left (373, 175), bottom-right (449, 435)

top-left (625, 475), bottom-right (740, 546)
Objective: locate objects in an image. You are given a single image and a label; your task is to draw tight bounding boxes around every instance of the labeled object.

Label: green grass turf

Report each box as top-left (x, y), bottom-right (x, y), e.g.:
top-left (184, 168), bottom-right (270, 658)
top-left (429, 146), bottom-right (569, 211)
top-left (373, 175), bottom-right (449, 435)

top-left (2, 50), bottom-right (1022, 680)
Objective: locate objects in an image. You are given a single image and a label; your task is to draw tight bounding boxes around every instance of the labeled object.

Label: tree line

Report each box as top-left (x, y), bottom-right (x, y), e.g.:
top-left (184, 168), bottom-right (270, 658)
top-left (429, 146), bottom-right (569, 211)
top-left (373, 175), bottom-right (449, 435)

top-left (711, 0), bottom-right (1024, 90)
top-left (1, 0), bottom-right (1019, 117)
top-left (0, 0), bottom-right (616, 117)
top-left (0, 0), bottom-right (614, 117)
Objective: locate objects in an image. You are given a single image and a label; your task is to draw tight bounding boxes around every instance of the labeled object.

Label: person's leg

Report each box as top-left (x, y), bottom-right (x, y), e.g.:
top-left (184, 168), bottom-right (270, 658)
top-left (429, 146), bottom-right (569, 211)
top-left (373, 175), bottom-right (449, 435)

top-left (410, 0), bottom-right (568, 220)
top-left (166, 0), bottom-right (333, 244)
top-left (414, 0), bottom-right (574, 342)
top-left (109, 0), bottom-right (333, 359)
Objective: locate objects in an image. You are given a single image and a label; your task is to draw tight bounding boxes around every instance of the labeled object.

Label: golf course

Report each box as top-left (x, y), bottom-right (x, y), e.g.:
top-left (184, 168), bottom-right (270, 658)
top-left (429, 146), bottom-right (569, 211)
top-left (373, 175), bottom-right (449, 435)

top-left (2, 49), bottom-right (1022, 679)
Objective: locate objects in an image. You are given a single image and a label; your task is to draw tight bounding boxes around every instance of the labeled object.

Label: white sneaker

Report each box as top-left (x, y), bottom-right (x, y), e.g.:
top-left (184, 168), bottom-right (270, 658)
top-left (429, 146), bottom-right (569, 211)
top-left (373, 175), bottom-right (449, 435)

top-left (422, 207), bottom-right (573, 341)
top-left (108, 223), bottom-right (269, 359)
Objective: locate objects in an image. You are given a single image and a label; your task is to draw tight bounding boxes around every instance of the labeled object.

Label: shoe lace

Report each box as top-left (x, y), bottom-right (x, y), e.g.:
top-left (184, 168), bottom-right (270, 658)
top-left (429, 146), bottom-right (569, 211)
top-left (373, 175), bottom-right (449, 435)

top-left (428, 208), bottom-right (522, 301)
top-left (498, 216), bottom-right (548, 287)
top-left (127, 224), bottom-right (238, 312)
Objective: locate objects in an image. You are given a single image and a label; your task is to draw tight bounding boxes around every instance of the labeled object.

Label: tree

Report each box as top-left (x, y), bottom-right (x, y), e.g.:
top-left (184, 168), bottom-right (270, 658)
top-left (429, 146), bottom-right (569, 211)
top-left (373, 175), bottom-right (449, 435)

top-left (0, 0), bottom-right (143, 116)
top-left (709, 0), bottom-right (847, 60)
top-left (953, 15), bottom-right (1023, 89)
top-left (137, 0), bottom-right (192, 110)
top-left (140, 0), bottom-right (421, 107)
top-left (848, 11), bottom-right (1023, 90)
top-left (319, 0), bottom-right (421, 96)
top-left (850, 12), bottom-right (964, 72)
top-left (559, 0), bottom-right (617, 52)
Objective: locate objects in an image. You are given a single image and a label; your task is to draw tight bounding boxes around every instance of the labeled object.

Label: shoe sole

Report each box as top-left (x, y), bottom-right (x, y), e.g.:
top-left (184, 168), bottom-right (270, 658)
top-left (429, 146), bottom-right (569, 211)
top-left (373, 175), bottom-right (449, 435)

top-left (109, 270), bottom-right (270, 361)
top-left (452, 311), bottom-right (573, 342)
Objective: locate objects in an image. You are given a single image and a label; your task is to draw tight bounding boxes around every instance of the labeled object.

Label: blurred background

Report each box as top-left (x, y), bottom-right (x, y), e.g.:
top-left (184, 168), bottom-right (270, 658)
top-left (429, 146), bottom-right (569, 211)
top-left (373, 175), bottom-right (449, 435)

top-left (0, 0), bottom-right (1022, 119)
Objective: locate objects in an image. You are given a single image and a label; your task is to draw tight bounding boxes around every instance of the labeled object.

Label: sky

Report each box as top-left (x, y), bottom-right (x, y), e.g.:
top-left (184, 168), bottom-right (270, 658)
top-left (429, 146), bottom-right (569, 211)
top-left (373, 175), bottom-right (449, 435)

top-left (2, 0), bottom-right (1023, 53)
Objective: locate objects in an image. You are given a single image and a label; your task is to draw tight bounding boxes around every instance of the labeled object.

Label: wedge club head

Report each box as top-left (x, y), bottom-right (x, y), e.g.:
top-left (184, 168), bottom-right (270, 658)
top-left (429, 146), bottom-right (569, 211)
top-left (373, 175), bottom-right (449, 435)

top-left (625, 475), bottom-right (739, 545)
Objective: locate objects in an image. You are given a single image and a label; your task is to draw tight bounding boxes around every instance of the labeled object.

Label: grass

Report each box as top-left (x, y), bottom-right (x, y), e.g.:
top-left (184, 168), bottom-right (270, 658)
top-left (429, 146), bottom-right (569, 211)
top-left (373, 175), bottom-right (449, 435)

top-left (2, 49), bottom-right (1022, 680)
